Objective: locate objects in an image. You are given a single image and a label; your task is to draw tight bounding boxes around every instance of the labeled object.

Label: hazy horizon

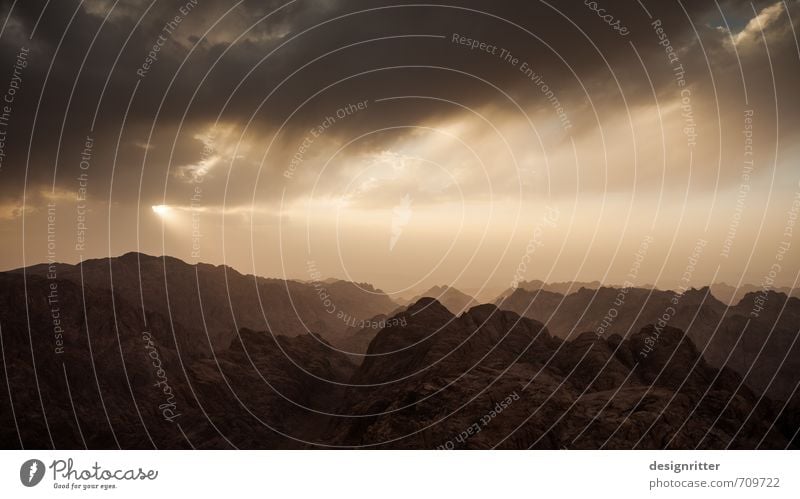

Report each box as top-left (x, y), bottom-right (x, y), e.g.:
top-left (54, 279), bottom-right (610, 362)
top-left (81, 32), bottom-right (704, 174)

top-left (7, 249), bottom-right (798, 305)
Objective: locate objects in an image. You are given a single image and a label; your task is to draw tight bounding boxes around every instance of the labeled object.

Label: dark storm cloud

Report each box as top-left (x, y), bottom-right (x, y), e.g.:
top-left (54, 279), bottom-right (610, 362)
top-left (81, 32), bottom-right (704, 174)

top-left (0, 0), bottom-right (796, 208)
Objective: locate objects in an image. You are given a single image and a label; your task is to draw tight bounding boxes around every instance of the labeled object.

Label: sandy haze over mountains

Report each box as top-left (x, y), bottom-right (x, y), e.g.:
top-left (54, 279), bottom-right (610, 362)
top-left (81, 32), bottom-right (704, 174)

top-left (0, 0), bottom-right (798, 296)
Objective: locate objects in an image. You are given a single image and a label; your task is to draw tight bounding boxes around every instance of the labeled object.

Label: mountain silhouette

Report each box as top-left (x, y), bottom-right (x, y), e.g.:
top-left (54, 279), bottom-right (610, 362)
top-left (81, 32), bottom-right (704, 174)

top-left (13, 252), bottom-right (398, 351)
top-left (403, 285), bottom-right (479, 315)
top-left (1, 256), bottom-right (797, 449)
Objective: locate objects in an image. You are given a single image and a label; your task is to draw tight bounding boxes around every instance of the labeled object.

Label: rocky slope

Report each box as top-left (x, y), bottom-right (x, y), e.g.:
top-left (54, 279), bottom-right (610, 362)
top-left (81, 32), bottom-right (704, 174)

top-left (497, 286), bottom-right (800, 400)
top-left (328, 299), bottom-right (794, 449)
top-left (2, 271), bottom-right (795, 449)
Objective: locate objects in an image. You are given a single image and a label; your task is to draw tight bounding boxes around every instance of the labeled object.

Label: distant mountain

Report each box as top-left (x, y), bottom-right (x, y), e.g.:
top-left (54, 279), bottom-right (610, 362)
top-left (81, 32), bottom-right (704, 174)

top-left (458, 285), bottom-right (510, 305)
top-left (405, 285), bottom-right (478, 315)
top-left (496, 280), bottom-right (798, 306)
top-left (336, 284), bottom-right (480, 356)
top-left (494, 280), bottom-right (603, 301)
top-left (710, 282), bottom-right (799, 305)
top-left (497, 286), bottom-right (800, 400)
top-left (12, 252), bottom-right (399, 351)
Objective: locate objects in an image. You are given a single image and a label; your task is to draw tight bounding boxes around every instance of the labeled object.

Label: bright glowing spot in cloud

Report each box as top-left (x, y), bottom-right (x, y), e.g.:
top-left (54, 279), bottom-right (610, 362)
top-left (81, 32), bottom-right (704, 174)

top-left (152, 205), bottom-right (171, 217)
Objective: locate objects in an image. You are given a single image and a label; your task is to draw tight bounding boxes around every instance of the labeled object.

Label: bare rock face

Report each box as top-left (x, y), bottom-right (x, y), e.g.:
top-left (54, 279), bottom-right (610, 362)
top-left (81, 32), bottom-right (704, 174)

top-left (497, 286), bottom-right (800, 401)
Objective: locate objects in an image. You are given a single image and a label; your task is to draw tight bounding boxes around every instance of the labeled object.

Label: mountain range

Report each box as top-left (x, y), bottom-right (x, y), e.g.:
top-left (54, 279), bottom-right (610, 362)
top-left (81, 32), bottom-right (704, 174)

top-left (496, 285), bottom-right (800, 400)
top-left (0, 253), bottom-right (797, 449)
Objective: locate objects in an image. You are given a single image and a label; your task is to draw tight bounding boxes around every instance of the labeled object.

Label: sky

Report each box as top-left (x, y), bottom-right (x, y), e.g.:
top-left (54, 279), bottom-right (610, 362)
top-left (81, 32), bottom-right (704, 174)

top-left (0, 0), bottom-right (798, 299)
